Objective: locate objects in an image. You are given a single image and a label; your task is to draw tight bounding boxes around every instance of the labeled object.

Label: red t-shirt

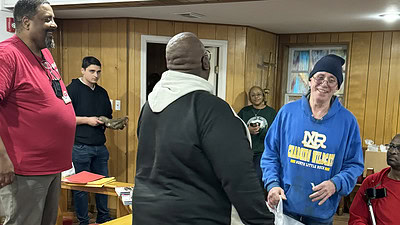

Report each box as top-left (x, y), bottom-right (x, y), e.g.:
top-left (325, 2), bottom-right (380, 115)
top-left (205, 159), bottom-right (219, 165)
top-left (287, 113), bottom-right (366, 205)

top-left (349, 167), bottom-right (400, 225)
top-left (0, 35), bottom-right (76, 175)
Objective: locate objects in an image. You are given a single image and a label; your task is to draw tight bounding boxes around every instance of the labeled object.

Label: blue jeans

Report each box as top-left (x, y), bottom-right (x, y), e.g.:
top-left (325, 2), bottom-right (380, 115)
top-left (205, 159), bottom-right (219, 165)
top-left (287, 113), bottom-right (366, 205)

top-left (286, 212), bottom-right (333, 225)
top-left (72, 144), bottom-right (111, 225)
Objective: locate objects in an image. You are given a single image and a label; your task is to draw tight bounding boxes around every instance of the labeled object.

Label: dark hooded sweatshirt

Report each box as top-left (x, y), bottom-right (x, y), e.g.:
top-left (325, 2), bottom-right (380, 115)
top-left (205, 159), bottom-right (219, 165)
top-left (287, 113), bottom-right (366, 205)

top-left (133, 70), bottom-right (273, 225)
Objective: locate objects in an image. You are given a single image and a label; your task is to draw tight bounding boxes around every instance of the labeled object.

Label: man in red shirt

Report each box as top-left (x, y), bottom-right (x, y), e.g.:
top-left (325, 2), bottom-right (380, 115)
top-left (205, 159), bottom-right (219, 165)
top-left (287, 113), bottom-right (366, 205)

top-left (0, 0), bottom-right (76, 224)
top-left (349, 134), bottom-right (400, 225)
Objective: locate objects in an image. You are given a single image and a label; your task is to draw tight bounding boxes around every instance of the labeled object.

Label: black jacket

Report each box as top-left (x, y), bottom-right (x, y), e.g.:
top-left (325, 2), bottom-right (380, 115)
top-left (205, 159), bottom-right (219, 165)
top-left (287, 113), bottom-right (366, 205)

top-left (66, 78), bottom-right (112, 145)
top-left (133, 90), bottom-right (274, 225)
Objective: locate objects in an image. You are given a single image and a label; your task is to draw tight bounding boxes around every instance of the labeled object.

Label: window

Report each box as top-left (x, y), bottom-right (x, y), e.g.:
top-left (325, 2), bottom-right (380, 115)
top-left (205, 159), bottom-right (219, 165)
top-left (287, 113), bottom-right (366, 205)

top-left (285, 46), bottom-right (347, 104)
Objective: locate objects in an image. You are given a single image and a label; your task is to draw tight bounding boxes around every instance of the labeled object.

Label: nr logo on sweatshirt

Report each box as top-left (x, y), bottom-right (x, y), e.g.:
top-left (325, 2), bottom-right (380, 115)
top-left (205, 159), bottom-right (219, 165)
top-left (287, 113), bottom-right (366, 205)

top-left (302, 131), bottom-right (326, 150)
top-left (287, 130), bottom-right (335, 172)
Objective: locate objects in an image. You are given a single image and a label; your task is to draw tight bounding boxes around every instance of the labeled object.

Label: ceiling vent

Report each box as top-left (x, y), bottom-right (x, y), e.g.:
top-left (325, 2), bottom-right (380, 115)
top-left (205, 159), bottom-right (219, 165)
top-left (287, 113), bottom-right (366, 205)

top-left (175, 12), bottom-right (205, 19)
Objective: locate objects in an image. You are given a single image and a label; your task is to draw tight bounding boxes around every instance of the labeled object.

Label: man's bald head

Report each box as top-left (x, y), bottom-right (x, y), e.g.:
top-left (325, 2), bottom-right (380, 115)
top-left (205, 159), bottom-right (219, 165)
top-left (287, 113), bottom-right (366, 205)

top-left (166, 32), bottom-right (210, 80)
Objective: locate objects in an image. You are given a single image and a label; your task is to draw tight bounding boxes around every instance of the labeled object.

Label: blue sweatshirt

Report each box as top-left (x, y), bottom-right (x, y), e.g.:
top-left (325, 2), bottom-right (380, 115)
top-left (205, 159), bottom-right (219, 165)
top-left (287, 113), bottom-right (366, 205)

top-left (261, 96), bottom-right (364, 222)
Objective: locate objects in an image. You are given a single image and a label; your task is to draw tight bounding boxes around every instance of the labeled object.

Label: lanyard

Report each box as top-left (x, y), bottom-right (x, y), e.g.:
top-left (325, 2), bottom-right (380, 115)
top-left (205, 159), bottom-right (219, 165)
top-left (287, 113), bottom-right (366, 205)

top-left (21, 39), bottom-right (60, 81)
top-left (32, 51), bottom-right (60, 81)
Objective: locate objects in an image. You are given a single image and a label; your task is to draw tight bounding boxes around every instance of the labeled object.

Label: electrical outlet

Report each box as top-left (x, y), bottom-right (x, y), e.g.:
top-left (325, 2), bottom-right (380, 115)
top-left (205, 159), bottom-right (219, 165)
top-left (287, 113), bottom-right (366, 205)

top-left (115, 100), bottom-right (121, 111)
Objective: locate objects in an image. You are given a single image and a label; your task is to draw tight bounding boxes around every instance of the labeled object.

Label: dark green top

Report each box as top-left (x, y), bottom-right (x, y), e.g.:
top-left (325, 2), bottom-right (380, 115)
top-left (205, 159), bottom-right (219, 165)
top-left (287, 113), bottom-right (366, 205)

top-left (238, 105), bottom-right (277, 154)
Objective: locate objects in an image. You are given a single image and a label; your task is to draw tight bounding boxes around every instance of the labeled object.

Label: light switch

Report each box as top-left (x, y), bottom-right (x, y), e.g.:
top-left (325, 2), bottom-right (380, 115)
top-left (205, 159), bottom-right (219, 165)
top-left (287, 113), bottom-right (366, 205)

top-left (115, 100), bottom-right (121, 111)
top-left (110, 99), bottom-right (113, 109)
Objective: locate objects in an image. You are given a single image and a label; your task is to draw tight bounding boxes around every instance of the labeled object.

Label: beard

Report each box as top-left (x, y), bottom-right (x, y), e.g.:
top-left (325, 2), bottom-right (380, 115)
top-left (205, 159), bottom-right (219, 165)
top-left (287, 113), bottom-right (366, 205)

top-left (45, 34), bottom-right (55, 49)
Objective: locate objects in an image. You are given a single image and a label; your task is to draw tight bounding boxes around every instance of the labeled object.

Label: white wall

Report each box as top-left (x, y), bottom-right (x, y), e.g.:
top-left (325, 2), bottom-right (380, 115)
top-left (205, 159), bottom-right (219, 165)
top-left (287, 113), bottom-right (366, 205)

top-left (0, 9), bottom-right (14, 42)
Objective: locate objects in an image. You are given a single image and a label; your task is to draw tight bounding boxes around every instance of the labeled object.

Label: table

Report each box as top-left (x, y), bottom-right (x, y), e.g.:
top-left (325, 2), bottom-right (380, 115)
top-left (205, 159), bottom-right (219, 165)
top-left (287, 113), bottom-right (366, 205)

top-left (56, 181), bottom-right (133, 225)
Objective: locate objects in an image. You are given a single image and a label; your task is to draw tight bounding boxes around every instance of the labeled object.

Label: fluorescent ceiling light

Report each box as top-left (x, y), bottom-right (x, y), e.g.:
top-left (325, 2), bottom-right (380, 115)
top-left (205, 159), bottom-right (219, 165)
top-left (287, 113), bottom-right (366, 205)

top-left (379, 12), bottom-right (400, 23)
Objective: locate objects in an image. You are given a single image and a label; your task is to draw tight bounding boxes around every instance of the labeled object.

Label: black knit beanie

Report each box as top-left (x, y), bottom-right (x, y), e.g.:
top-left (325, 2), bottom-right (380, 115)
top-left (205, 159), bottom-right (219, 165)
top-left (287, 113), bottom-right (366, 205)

top-left (309, 54), bottom-right (345, 89)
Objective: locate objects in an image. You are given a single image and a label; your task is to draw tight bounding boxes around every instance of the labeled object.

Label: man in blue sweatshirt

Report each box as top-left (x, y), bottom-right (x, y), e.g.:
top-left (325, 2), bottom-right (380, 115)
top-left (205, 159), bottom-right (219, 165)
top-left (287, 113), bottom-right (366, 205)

top-left (261, 54), bottom-right (364, 224)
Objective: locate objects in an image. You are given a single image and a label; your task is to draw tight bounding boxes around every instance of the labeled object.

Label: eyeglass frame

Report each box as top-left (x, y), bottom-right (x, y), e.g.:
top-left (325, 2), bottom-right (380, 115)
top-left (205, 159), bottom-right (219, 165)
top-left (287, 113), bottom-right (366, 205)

top-left (41, 60), bottom-right (60, 80)
top-left (204, 50), bottom-right (211, 61)
top-left (385, 143), bottom-right (400, 152)
top-left (41, 60), bottom-right (63, 98)
top-left (312, 74), bottom-right (338, 88)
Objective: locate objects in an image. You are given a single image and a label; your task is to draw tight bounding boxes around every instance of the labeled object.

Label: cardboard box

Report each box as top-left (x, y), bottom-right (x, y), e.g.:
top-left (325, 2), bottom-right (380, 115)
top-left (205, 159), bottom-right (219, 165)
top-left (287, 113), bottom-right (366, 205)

top-left (363, 150), bottom-right (389, 176)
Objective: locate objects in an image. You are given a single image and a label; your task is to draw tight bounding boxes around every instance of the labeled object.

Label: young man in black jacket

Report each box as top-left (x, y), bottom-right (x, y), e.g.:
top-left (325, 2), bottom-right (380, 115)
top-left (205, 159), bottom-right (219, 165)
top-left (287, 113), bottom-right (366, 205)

top-left (66, 56), bottom-right (112, 225)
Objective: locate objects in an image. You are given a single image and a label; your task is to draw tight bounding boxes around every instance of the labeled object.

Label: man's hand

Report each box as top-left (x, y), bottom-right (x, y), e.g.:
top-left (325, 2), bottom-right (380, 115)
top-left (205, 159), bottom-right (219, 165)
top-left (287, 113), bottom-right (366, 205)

top-left (309, 180), bottom-right (336, 205)
top-left (98, 116), bottom-right (128, 130)
top-left (87, 117), bottom-right (104, 127)
top-left (248, 125), bottom-right (260, 135)
top-left (0, 153), bottom-right (15, 189)
top-left (267, 187), bottom-right (287, 208)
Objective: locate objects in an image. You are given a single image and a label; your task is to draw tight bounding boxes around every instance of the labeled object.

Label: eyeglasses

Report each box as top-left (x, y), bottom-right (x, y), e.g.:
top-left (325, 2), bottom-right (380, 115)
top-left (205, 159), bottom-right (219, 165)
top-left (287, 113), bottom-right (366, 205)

top-left (204, 50), bottom-right (212, 61)
top-left (41, 61), bottom-right (59, 79)
top-left (313, 74), bottom-right (338, 87)
top-left (41, 60), bottom-right (63, 98)
top-left (385, 143), bottom-right (400, 152)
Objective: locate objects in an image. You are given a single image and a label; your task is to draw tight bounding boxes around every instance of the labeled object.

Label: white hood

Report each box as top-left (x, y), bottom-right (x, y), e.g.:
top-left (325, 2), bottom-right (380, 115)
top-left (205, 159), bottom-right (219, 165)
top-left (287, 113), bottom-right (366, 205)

top-left (147, 70), bottom-right (252, 148)
top-left (148, 70), bottom-right (214, 113)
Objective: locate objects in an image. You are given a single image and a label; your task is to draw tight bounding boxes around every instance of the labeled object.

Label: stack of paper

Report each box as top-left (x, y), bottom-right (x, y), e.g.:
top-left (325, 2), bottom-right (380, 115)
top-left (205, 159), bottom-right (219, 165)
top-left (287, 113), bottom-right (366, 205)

top-left (121, 195), bottom-right (132, 205)
top-left (115, 187), bottom-right (133, 205)
top-left (115, 187), bottom-right (133, 196)
top-left (83, 177), bottom-right (116, 187)
top-left (63, 171), bottom-right (105, 184)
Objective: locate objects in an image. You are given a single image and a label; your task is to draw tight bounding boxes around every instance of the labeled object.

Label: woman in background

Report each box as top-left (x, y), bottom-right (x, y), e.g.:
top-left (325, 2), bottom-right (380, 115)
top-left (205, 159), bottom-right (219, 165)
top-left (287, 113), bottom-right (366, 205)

top-left (238, 86), bottom-right (277, 181)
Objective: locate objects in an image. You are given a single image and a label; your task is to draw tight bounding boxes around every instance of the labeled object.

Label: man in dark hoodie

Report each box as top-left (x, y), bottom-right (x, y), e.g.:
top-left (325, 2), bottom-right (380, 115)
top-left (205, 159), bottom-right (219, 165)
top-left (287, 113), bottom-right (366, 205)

top-left (66, 56), bottom-right (112, 225)
top-left (133, 32), bottom-right (273, 225)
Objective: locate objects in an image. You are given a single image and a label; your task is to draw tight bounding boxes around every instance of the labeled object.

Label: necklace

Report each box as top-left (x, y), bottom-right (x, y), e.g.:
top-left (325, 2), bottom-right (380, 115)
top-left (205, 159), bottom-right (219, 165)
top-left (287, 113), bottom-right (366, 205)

top-left (252, 107), bottom-right (262, 119)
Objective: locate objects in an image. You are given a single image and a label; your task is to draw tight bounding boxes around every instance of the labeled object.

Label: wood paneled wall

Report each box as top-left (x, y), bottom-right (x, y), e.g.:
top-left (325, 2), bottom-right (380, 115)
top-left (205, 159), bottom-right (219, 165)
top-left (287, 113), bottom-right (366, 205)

top-left (126, 19), bottom-right (271, 182)
top-left (54, 18), bottom-right (277, 184)
top-left (245, 28), bottom-right (278, 109)
top-left (278, 32), bottom-right (400, 145)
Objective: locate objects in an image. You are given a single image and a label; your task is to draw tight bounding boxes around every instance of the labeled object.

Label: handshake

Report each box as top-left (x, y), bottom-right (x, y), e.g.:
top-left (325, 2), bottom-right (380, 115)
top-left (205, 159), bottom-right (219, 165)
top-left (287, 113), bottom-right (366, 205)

top-left (98, 116), bottom-right (128, 130)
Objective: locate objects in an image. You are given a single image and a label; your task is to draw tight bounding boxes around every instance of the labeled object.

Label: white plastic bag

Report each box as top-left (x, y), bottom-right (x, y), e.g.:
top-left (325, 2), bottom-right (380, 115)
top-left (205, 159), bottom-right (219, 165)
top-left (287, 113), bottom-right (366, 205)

top-left (230, 206), bottom-right (244, 225)
top-left (267, 196), bottom-right (304, 225)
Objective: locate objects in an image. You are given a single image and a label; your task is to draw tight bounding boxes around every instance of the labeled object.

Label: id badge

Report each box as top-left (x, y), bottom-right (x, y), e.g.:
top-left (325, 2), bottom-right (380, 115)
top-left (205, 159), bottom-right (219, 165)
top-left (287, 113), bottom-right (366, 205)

top-left (51, 79), bottom-right (63, 98)
top-left (62, 90), bottom-right (72, 104)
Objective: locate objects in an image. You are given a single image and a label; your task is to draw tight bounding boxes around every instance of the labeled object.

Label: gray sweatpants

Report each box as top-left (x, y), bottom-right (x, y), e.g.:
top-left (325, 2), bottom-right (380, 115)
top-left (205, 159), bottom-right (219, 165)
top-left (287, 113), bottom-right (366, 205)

top-left (0, 173), bottom-right (61, 225)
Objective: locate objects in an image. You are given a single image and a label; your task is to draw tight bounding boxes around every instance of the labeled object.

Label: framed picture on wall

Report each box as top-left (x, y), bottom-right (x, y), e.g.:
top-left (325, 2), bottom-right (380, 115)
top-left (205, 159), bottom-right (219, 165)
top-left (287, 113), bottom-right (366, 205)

top-left (285, 93), bottom-right (303, 104)
top-left (285, 46), bottom-right (347, 104)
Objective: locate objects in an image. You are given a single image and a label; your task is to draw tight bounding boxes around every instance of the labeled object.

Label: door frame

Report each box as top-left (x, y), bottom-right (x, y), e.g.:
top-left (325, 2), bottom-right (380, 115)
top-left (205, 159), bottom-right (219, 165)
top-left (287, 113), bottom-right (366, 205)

top-left (140, 34), bottom-right (228, 107)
